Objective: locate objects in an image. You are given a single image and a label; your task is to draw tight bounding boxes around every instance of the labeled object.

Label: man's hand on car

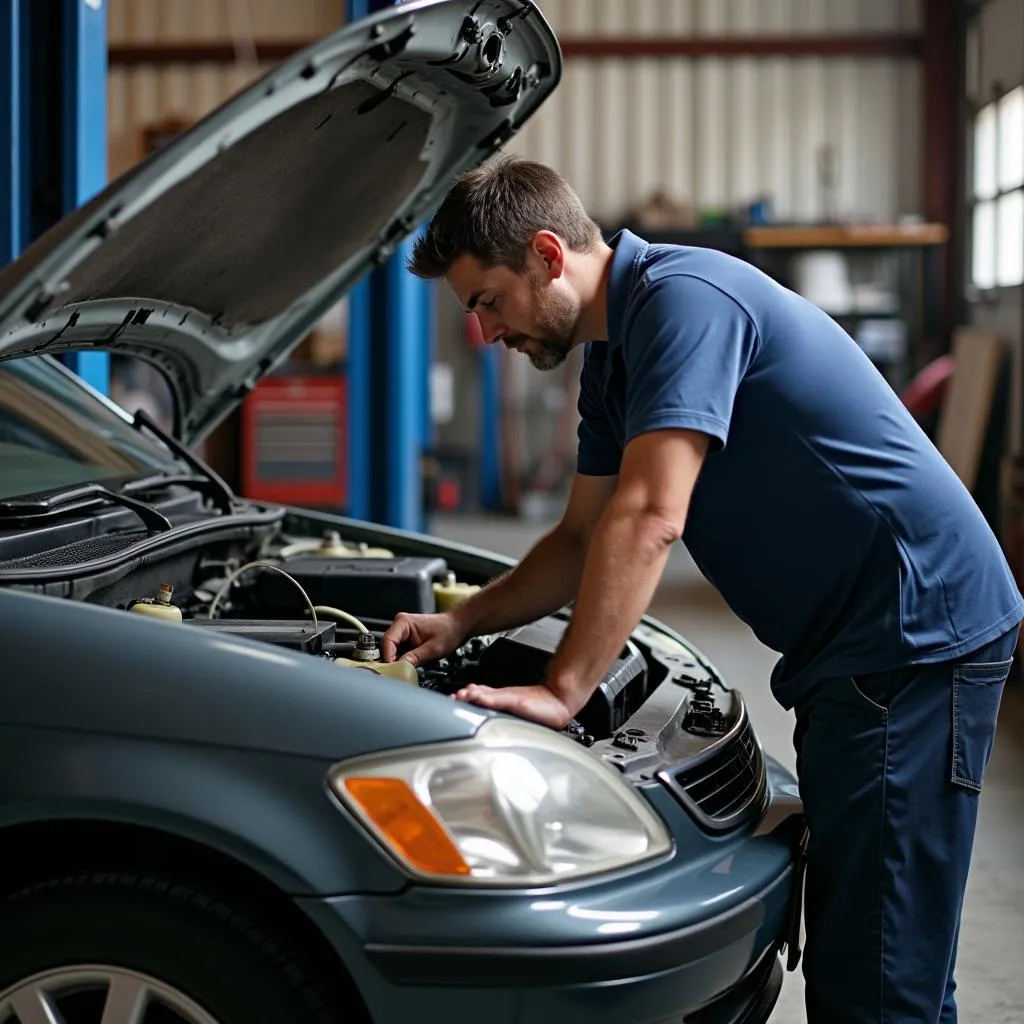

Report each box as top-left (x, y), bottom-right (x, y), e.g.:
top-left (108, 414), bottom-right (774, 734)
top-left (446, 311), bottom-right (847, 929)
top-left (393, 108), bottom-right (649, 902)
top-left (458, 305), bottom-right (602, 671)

top-left (381, 610), bottom-right (468, 667)
top-left (381, 605), bottom-right (583, 730)
top-left (450, 681), bottom-right (575, 731)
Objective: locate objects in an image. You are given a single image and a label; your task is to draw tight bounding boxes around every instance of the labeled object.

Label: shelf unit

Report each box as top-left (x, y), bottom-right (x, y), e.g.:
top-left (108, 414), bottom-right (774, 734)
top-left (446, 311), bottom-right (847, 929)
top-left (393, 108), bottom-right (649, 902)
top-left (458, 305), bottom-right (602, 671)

top-left (613, 221), bottom-right (950, 392)
top-left (742, 224), bottom-right (949, 249)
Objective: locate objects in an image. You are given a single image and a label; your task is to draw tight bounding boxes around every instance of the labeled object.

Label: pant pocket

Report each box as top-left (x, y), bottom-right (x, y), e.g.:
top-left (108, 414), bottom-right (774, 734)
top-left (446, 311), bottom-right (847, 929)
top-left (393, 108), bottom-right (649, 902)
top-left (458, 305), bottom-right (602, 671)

top-left (848, 672), bottom-right (890, 715)
top-left (951, 659), bottom-right (1012, 791)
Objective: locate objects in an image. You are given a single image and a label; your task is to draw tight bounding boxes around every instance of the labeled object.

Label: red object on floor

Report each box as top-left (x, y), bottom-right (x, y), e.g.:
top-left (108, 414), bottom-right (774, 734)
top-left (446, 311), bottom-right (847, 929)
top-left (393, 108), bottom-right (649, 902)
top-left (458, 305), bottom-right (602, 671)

top-left (900, 355), bottom-right (955, 419)
top-left (435, 477), bottom-right (462, 511)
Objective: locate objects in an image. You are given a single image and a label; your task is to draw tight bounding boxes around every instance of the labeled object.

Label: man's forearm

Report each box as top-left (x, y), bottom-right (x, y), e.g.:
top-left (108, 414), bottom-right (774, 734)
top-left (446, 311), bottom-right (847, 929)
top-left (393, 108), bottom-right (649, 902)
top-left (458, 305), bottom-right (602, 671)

top-left (449, 432), bottom-right (702, 731)
top-left (544, 501), bottom-right (678, 715)
top-left (454, 522), bottom-right (586, 636)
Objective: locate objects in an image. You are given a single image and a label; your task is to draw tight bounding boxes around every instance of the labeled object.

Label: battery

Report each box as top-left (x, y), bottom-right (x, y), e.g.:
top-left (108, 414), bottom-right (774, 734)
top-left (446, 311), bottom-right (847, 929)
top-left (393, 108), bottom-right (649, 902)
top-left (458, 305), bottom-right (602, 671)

top-left (186, 618), bottom-right (336, 654)
top-left (258, 555), bottom-right (449, 621)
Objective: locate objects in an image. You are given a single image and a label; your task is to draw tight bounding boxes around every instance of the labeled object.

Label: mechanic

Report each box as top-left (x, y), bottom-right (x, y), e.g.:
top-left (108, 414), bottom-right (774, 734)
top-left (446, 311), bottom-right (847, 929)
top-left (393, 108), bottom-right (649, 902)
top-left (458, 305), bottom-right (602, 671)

top-left (381, 156), bottom-right (1024, 1024)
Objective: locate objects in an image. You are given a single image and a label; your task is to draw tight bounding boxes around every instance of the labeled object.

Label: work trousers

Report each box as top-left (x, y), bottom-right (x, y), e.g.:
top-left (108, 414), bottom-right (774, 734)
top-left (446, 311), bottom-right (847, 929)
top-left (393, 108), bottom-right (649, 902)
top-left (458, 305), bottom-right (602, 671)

top-left (792, 624), bottom-right (1019, 1024)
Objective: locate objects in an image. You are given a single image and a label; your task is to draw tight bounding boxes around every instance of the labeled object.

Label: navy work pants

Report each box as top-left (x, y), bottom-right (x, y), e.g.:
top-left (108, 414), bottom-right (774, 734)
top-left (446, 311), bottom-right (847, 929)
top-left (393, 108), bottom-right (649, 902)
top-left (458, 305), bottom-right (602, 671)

top-left (793, 625), bottom-right (1019, 1023)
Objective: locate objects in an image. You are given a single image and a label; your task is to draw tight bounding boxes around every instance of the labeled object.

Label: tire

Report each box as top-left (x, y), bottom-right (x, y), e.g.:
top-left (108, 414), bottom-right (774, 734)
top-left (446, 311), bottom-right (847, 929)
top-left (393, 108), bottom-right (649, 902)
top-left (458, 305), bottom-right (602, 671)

top-left (0, 873), bottom-right (362, 1024)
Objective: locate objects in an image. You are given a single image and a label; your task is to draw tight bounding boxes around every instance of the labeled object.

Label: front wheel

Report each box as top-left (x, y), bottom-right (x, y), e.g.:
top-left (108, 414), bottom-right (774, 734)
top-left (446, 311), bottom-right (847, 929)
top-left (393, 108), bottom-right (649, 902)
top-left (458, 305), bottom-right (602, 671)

top-left (0, 873), bottom-right (362, 1024)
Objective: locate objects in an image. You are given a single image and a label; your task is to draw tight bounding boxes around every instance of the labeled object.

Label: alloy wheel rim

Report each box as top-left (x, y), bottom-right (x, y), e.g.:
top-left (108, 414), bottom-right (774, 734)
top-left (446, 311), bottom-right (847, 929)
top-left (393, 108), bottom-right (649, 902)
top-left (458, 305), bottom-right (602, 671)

top-left (0, 965), bottom-right (222, 1024)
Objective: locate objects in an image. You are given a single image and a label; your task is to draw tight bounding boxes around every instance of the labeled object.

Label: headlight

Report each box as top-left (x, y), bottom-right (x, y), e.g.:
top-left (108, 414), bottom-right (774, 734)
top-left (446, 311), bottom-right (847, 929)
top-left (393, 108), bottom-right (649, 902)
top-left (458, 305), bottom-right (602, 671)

top-left (327, 718), bottom-right (672, 886)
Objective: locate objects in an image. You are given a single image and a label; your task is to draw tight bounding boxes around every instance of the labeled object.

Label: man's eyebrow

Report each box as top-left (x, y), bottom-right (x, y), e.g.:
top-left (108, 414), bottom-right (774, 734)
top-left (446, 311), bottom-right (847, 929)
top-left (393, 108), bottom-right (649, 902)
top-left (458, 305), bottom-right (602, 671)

top-left (464, 291), bottom-right (483, 312)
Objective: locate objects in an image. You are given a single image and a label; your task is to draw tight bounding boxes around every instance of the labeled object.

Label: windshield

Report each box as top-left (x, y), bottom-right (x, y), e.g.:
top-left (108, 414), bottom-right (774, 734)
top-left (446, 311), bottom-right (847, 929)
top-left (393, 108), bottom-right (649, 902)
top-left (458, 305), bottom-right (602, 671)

top-left (0, 356), bottom-right (186, 500)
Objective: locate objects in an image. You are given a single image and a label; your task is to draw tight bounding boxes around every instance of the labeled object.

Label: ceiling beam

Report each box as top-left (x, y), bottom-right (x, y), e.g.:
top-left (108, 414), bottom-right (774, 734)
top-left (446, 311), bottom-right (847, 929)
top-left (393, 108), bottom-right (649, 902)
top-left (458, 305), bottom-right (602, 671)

top-left (107, 34), bottom-right (923, 67)
top-left (559, 35), bottom-right (923, 59)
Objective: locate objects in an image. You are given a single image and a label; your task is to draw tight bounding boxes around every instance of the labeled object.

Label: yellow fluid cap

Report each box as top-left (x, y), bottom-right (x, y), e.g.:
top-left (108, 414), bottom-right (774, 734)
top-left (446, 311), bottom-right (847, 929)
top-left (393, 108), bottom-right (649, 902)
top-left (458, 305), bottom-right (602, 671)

top-left (130, 602), bottom-right (183, 623)
top-left (129, 583), bottom-right (182, 623)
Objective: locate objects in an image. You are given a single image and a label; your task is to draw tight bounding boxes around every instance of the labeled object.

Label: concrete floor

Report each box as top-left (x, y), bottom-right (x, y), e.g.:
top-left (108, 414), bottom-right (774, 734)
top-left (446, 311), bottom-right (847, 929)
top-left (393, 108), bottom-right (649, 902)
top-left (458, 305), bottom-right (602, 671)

top-left (431, 512), bottom-right (1024, 1023)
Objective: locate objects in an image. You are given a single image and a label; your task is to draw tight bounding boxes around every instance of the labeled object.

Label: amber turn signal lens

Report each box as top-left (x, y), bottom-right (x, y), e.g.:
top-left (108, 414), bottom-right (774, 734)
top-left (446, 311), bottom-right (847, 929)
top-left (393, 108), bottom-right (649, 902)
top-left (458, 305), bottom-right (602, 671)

top-left (344, 777), bottom-right (471, 876)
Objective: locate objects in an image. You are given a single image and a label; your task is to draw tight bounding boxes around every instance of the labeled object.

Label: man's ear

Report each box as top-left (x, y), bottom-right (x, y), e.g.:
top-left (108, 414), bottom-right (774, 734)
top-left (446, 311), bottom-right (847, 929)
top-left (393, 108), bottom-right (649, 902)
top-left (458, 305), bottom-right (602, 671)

top-left (529, 231), bottom-right (566, 280)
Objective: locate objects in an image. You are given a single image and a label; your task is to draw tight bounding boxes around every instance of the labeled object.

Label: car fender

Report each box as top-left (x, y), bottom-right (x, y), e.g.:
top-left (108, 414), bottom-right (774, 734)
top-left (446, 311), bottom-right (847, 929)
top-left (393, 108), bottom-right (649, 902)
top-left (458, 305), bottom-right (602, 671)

top-left (0, 723), bottom-right (409, 897)
top-left (0, 587), bottom-right (483, 758)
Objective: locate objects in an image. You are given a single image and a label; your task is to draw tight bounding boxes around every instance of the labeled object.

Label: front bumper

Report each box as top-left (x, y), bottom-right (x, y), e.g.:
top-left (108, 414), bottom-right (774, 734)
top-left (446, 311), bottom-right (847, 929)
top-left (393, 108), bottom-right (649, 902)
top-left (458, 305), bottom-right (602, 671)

top-left (298, 874), bottom-right (789, 1024)
top-left (296, 756), bottom-right (800, 1024)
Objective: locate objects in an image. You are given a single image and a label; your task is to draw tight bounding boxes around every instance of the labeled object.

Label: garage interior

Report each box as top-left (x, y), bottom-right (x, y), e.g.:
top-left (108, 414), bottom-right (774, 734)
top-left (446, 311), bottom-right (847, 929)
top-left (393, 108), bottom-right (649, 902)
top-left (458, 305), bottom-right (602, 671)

top-left (1, 0), bottom-right (1023, 1021)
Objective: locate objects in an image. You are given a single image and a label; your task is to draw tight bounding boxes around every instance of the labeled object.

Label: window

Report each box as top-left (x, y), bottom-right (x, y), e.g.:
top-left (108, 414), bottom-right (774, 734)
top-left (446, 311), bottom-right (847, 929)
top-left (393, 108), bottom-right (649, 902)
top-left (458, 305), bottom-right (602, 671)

top-left (0, 357), bottom-right (183, 501)
top-left (971, 85), bottom-right (1024, 289)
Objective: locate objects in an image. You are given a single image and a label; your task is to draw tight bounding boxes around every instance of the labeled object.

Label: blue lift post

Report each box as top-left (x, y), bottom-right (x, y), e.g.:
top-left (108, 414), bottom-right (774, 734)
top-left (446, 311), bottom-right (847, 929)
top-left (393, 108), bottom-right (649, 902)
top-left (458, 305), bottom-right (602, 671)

top-left (0, 0), bottom-right (27, 266)
top-left (1, 0), bottom-right (109, 393)
top-left (346, 0), bottom-right (435, 533)
top-left (479, 344), bottom-right (502, 511)
top-left (59, 0), bottom-right (109, 395)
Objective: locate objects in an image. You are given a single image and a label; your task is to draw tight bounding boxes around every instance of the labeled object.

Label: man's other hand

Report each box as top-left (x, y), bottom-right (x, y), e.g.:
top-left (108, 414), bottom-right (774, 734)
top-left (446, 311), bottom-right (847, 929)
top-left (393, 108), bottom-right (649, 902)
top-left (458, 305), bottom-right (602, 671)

top-left (452, 682), bottom-right (574, 730)
top-left (381, 611), bottom-right (468, 667)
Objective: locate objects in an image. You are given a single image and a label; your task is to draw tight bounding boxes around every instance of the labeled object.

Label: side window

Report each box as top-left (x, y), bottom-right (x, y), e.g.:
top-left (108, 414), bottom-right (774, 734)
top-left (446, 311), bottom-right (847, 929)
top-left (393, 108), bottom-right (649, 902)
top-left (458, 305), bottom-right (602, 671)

top-left (970, 86), bottom-right (1024, 290)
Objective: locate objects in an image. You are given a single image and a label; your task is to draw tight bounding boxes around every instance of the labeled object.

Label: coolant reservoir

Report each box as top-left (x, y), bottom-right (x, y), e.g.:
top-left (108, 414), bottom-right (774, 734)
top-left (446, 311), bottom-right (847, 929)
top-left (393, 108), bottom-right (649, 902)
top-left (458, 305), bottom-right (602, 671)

top-left (332, 657), bottom-right (419, 685)
top-left (129, 583), bottom-right (182, 623)
top-left (280, 530), bottom-right (394, 560)
top-left (433, 571), bottom-right (480, 612)
top-left (315, 531), bottom-right (354, 557)
top-left (332, 631), bottom-right (418, 684)
top-left (315, 531), bottom-right (393, 559)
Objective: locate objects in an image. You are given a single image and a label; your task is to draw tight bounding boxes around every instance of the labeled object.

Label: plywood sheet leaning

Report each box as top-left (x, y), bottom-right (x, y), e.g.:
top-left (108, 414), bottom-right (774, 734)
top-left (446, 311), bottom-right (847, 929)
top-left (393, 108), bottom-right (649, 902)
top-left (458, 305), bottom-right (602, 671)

top-left (936, 327), bottom-right (1005, 492)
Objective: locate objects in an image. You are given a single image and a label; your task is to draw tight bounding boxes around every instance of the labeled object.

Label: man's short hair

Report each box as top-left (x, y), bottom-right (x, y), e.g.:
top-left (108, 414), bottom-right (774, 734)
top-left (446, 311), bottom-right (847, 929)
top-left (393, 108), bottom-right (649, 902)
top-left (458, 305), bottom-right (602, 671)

top-left (408, 156), bottom-right (602, 279)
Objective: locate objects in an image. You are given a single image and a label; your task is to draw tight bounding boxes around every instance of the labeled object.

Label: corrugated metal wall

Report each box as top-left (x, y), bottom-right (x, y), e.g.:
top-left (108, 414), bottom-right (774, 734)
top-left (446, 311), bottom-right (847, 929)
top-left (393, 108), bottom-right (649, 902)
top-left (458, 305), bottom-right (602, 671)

top-left (107, 1), bottom-right (342, 178)
top-left (508, 0), bottom-right (923, 225)
top-left (104, 0), bottom-right (930, 505)
top-left (108, 1), bottom-right (923, 225)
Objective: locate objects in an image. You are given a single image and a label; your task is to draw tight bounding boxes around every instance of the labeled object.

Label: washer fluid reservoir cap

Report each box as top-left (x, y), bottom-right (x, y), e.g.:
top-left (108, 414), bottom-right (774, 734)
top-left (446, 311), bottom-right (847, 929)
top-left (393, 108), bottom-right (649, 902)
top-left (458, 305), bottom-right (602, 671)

top-left (129, 583), bottom-right (183, 623)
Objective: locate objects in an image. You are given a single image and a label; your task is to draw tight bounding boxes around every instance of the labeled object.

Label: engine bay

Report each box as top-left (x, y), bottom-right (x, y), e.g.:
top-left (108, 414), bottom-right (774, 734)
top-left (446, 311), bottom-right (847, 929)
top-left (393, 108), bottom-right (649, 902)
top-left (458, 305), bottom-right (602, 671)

top-left (4, 510), bottom-right (725, 744)
top-left (93, 523), bottom-right (688, 744)
top-left (194, 538), bottom-right (659, 743)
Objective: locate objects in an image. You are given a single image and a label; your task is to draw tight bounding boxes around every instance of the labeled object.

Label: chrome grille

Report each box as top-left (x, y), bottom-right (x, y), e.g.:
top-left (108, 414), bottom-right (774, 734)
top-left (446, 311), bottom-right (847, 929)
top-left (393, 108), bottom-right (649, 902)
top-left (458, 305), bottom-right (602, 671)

top-left (662, 710), bottom-right (767, 832)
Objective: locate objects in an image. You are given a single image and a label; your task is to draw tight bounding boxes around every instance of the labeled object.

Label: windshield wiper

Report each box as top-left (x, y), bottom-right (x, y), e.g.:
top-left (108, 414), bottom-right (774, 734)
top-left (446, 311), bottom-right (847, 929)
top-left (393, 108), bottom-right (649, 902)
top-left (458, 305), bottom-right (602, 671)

top-left (0, 482), bottom-right (173, 533)
top-left (130, 408), bottom-right (235, 514)
top-left (0, 413), bottom-right (239, 533)
top-left (120, 471), bottom-right (234, 510)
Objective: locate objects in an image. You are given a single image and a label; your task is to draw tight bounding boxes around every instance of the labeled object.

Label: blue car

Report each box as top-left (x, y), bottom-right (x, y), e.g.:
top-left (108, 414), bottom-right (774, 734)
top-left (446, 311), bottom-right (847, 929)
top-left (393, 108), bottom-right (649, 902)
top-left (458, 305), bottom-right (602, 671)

top-left (0, 3), bottom-right (805, 1022)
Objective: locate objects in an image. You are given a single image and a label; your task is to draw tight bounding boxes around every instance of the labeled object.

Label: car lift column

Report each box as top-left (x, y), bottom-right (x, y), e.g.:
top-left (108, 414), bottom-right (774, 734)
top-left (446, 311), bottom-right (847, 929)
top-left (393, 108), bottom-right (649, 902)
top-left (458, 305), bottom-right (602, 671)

top-left (0, 0), bottom-right (109, 394)
top-left (346, 0), bottom-right (434, 533)
top-left (0, 0), bottom-right (27, 267)
top-left (58, 0), bottom-right (109, 395)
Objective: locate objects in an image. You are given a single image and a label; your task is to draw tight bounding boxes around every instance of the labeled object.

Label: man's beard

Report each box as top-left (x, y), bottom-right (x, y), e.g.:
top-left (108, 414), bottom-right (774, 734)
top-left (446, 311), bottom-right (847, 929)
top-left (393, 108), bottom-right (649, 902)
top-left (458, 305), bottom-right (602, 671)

top-left (510, 271), bottom-right (580, 371)
top-left (526, 337), bottom-right (573, 371)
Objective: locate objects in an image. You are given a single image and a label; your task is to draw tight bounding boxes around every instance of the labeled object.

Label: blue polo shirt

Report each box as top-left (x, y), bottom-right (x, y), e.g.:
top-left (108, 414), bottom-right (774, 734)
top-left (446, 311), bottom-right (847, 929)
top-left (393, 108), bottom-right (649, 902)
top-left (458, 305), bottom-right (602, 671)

top-left (578, 230), bottom-right (1024, 709)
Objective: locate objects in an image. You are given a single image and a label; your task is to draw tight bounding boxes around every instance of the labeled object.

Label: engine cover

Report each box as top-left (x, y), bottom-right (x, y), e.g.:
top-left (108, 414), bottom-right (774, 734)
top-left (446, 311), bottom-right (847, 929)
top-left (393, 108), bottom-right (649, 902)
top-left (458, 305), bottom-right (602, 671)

top-left (474, 617), bottom-right (648, 737)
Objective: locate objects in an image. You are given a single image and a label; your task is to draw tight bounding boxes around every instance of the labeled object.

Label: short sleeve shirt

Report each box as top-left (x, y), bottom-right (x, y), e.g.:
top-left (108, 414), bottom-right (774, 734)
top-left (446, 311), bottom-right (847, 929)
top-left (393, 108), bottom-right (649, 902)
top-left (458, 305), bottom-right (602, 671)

top-left (578, 230), bottom-right (1023, 708)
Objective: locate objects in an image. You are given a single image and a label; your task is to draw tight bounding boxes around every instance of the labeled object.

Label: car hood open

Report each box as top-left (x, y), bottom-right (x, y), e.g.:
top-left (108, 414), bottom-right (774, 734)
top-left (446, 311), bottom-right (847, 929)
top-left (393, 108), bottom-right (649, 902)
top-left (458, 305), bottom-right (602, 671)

top-left (0, 0), bottom-right (560, 445)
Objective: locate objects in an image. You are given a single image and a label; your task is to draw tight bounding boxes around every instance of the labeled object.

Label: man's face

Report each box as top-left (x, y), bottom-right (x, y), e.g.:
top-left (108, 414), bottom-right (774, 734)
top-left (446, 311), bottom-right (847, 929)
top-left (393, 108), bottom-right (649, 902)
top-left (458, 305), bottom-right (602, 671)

top-left (447, 245), bottom-right (581, 371)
